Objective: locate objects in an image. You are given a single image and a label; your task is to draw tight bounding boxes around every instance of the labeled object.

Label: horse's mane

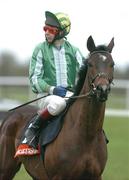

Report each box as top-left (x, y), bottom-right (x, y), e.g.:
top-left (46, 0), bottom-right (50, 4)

top-left (74, 59), bottom-right (88, 96)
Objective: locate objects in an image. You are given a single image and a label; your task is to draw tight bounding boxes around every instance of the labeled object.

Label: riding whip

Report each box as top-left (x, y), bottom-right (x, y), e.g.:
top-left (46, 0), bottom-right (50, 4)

top-left (8, 94), bottom-right (48, 111)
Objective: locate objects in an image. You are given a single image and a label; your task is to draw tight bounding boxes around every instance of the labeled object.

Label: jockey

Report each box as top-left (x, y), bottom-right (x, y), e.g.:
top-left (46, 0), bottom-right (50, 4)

top-left (22, 11), bottom-right (84, 149)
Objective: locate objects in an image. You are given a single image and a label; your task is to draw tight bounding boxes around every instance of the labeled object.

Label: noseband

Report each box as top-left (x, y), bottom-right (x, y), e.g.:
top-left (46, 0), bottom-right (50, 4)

top-left (90, 72), bottom-right (112, 92)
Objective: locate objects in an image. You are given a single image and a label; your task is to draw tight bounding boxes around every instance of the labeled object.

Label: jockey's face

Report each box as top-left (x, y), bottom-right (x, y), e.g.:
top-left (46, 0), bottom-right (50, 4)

top-left (43, 25), bottom-right (59, 43)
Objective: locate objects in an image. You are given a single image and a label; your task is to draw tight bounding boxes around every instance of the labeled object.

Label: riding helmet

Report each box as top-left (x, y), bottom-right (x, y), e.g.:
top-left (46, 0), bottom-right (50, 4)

top-left (45, 11), bottom-right (71, 39)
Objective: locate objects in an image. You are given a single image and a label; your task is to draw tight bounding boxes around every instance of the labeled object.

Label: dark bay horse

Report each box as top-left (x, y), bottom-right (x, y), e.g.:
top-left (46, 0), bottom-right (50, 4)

top-left (0, 36), bottom-right (114, 180)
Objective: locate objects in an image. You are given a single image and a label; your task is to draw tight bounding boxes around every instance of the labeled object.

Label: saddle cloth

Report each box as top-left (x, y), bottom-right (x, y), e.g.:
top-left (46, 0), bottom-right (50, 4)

top-left (14, 111), bottom-right (66, 158)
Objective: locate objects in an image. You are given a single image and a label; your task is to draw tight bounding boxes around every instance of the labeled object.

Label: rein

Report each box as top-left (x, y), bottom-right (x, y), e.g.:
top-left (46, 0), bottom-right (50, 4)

top-left (67, 92), bottom-right (91, 99)
top-left (8, 91), bottom-right (92, 112)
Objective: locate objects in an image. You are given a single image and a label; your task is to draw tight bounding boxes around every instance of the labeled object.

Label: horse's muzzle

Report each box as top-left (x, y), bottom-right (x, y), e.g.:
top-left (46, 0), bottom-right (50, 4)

top-left (96, 84), bottom-right (111, 102)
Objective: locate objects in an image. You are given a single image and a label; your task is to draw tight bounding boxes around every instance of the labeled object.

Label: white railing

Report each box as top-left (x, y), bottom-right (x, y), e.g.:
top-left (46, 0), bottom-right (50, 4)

top-left (0, 77), bottom-right (129, 117)
top-left (112, 79), bottom-right (129, 110)
top-left (0, 76), bottom-right (29, 86)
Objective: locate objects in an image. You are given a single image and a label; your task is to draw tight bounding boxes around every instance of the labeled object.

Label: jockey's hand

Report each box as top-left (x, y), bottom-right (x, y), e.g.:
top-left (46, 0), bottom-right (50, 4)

top-left (53, 86), bottom-right (67, 97)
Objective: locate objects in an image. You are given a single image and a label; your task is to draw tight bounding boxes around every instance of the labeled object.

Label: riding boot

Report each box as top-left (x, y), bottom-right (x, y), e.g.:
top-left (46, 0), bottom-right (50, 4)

top-left (22, 108), bottom-right (53, 149)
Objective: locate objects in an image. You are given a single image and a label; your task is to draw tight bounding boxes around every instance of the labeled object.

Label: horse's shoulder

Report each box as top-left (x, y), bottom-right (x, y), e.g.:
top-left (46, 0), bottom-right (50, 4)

top-left (16, 105), bottom-right (38, 114)
top-left (0, 105), bottom-right (37, 136)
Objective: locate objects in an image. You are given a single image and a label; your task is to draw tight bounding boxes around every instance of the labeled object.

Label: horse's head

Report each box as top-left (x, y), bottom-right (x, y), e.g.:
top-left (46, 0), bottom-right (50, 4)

top-left (86, 36), bottom-right (115, 102)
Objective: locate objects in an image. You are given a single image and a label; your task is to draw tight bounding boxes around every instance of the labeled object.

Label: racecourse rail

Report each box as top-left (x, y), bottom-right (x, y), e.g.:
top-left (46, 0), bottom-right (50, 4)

top-left (0, 77), bottom-right (129, 117)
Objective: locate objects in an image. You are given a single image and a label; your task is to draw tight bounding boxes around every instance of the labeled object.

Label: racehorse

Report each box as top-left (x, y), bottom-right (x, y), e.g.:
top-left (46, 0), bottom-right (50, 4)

top-left (0, 36), bottom-right (114, 180)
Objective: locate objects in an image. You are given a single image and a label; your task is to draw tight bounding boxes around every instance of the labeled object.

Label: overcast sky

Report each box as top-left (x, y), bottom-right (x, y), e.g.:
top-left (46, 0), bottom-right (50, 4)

top-left (0, 0), bottom-right (129, 69)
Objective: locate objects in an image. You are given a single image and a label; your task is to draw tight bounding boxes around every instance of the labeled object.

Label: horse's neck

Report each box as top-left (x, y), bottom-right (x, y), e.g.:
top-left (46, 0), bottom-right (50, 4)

top-left (68, 85), bottom-right (106, 140)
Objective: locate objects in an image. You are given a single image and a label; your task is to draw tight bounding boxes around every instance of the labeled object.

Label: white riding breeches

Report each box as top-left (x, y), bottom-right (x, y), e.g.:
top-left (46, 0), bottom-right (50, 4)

top-left (38, 95), bottom-right (67, 116)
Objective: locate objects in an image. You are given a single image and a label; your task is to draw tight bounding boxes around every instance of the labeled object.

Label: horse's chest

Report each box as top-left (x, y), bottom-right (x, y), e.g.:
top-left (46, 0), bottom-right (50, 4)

top-left (46, 132), bottom-right (106, 178)
top-left (48, 156), bottom-right (102, 179)
top-left (48, 149), bottom-right (102, 179)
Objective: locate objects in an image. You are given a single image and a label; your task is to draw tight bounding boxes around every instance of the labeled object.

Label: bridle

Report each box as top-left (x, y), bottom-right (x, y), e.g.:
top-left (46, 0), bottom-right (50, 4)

top-left (90, 72), bottom-right (113, 90)
top-left (86, 50), bottom-right (114, 101)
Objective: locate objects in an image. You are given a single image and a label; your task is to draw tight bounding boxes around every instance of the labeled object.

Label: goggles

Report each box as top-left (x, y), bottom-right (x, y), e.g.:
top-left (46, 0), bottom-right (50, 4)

top-left (43, 25), bottom-right (59, 35)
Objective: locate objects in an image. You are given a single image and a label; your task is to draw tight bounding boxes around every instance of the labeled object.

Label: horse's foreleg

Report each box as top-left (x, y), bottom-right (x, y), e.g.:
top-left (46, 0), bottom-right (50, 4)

top-left (0, 134), bottom-right (21, 180)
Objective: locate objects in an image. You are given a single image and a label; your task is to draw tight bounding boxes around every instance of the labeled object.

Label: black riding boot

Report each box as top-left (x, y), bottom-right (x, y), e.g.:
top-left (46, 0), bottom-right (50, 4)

top-left (22, 115), bottom-right (42, 149)
top-left (22, 108), bottom-right (53, 149)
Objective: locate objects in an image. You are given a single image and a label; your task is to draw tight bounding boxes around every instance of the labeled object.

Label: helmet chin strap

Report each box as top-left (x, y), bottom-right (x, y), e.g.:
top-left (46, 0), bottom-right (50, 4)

top-left (53, 24), bottom-right (71, 42)
top-left (46, 32), bottom-right (65, 44)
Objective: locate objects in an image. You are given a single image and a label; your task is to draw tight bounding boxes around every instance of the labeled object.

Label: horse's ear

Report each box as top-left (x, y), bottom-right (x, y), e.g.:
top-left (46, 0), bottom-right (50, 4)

top-left (107, 37), bottom-right (114, 53)
top-left (87, 36), bottom-right (96, 52)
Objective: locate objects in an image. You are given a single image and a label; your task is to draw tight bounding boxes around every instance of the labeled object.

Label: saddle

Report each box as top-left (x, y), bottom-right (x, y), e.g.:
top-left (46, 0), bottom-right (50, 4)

top-left (39, 113), bottom-right (65, 160)
top-left (14, 104), bottom-right (70, 158)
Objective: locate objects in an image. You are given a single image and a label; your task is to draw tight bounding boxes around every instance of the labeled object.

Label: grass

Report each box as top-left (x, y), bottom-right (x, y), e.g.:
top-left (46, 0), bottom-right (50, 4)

top-left (103, 116), bottom-right (129, 180)
top-left (13, 116), bottom-right (129, 180)
top-left (14, 165), bottom-right (32, 180)
top-left (0, 87), bottom-right (30, 102)
top-left (106, 92), bottom-right (127, 109)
